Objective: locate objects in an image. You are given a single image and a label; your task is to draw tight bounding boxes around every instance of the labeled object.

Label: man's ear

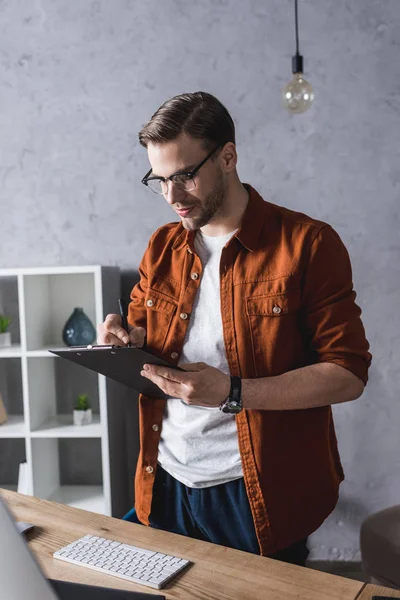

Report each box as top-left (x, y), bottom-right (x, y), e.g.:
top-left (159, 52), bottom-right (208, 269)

top-left (219, 142), bottom-right (237, 173)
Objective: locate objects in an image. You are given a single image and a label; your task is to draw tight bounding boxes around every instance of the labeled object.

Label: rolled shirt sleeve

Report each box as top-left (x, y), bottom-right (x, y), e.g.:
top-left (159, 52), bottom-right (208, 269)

top-left (301, 225), bottom-right (372, 384)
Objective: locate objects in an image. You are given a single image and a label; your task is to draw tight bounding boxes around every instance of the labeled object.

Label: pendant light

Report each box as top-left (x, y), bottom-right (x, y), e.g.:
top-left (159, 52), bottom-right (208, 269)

top-left (282, 0), bottom-right (314, 114)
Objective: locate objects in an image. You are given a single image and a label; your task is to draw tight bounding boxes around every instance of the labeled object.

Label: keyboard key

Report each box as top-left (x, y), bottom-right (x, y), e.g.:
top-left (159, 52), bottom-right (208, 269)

top-left (119, 544), bottom-right (156, 556)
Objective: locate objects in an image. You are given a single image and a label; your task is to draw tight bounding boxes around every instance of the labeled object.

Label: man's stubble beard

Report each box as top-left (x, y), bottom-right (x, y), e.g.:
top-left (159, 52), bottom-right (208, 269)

top-left (181, 174), bottom-right (226, 231)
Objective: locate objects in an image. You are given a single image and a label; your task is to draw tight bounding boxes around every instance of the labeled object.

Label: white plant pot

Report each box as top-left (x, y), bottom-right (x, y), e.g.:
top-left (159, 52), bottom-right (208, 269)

top-left (73, 408), bottom-right (92, 426)
top-left (0, 332), bottom-right (11, 348)
top-left (83, 408), bottom-right (92, 425)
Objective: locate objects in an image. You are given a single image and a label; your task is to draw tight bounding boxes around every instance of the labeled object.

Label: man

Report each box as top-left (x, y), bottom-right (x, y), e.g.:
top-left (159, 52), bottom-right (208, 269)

top-left (97, 91), bottom-right (371, 566)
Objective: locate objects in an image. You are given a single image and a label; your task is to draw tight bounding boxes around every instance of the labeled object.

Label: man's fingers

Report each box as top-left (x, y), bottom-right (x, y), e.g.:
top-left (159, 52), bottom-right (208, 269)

top-left (116, 326), bottom-right (130, 344)
top-left (98, 317), bottom-right (146, 348)
top-left (141, 369), bottom-right (180, 398)
top-left (98, 314), bottom-right (129, 345)
top-left (105, 325), bottom-right (129, 344)
top-left (178, 362), bottom-right (207, 372)
top-left (129, 326), bottom-right (146, 347)
top-left (103, 313), bottom-right (132, 344)
top-left (104, 313), bottom-right (122, 328)
top-left (144, 364), bottom-right (187, 383)
top-left (97, 329), bottom-right (125, 346)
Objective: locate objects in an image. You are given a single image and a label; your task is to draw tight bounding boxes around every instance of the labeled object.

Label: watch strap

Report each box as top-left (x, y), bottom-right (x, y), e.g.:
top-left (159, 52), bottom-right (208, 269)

top-left (219, 376), bottom-right (242, 413)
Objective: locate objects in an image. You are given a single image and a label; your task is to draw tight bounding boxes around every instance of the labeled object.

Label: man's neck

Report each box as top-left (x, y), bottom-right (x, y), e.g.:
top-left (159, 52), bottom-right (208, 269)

top-left (200, 180), bottom-right (249, 237)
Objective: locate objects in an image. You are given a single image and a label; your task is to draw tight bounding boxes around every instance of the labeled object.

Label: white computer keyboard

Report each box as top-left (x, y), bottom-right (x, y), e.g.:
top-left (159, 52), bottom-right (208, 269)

top-left (53, 534), bottom-right (191, 590)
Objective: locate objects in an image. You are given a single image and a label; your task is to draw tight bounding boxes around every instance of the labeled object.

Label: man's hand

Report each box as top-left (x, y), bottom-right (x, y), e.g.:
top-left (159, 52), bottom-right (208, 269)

top-left (97, 314), bottom-right (146, 347)
top-left (141, 362), bottom-right (231, 407)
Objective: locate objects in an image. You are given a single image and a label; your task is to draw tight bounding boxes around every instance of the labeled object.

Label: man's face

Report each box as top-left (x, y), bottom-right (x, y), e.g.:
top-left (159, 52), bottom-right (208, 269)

top-left (147, 134), bottom-right (227, 230)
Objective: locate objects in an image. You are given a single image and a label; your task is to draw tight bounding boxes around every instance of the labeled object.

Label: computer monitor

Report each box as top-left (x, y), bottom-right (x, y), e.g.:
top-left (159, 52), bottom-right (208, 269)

top-left (0, 496), bottom-right (164, 600)
top-left (0, 495), bottom-right (58, 600)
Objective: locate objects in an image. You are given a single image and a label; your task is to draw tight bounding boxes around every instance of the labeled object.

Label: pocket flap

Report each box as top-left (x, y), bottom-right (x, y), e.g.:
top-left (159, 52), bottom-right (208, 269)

top-left (246, 294), bottom-right (289, 316)
top-left (145, 290), bottom-right (176, 315)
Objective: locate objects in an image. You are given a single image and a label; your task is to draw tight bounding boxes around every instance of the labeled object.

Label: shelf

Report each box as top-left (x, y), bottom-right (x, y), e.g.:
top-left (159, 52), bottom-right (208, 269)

top-left (0, 266), bottom-right (121, 517)
top-left (0, 415), bottom-right (26, 438)
top-left (26, 346), bottom-right (67, 358)
top-left (0, 266), bottom-right (100, 276)
top-left (47, 485), bottom-right (105, 514)
top-left (0, 438), bottom-right (26, 493)
top-left (24, 272), bottom-right (97, 352)
top-left (30, 414), bottom-right (101, 438)
top-left (0, 344), bottom-right (23, 358)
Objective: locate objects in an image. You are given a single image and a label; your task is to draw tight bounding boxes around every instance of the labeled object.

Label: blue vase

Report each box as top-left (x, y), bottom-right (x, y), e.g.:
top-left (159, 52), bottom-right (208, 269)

top-left (62, 307), bottom-right (96, 346)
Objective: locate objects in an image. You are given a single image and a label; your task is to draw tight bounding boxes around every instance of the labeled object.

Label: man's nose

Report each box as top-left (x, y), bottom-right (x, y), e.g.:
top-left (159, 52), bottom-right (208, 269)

top-left (165, 182), bottom-right (184, 205)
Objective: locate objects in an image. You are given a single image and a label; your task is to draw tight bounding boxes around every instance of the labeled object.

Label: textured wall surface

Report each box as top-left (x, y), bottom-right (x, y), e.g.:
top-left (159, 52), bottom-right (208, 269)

top-left (1, 0), bottom-right (399, 560)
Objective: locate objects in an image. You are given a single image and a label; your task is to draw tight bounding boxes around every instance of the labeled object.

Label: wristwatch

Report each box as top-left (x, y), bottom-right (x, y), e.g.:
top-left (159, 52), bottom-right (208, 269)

top-left (219, 376), bottom-right (242, 414)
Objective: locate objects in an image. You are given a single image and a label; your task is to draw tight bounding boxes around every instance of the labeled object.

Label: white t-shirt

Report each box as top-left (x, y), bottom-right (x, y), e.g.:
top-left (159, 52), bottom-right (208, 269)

top-left (157, 229), bottom-right (243, 488)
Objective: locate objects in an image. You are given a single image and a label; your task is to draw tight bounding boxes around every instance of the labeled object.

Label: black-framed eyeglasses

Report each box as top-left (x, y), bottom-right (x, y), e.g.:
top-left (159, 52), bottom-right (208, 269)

top-left (141, 145), bottom-right (221, 195)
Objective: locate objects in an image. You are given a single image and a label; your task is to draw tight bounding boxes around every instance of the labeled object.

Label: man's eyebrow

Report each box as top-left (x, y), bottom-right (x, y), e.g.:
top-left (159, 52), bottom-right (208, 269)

top-left (151, 164), bottom-right (197, 178)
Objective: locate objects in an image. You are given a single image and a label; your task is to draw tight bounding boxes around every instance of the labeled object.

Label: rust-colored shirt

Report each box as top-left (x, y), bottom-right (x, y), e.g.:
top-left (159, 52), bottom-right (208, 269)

top-left (128, 185), bottom-right (371, 555)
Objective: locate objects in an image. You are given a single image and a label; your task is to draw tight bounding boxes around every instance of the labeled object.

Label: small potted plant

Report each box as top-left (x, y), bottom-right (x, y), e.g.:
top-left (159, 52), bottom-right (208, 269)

top-left (0, 315), bottom-right (12, 348)
top-left (73, 393), bottom-right (92, 426)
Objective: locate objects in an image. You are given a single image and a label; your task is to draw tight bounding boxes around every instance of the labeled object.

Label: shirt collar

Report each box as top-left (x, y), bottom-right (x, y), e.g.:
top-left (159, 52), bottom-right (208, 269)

top-left (234, 184), bottom-right (268, 252)
top-left (172, 184), bottom-right (268, 253)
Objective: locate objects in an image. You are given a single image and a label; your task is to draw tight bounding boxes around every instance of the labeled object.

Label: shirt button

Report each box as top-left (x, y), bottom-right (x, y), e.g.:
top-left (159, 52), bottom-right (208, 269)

top-left (180, 312), bottom-right (188, 320)
top-left (171, 352), bottom-right (179, 360)
top-left (145, 466), bottom-right (154, 474)
top-left (152, 424), bottom-right (159, 432)
top-left (191, 272), bottom-right (199, 280)
top-left (146, 299), bottom-right (154, 307)
top-left (272, 305), bottom-right (282, 314)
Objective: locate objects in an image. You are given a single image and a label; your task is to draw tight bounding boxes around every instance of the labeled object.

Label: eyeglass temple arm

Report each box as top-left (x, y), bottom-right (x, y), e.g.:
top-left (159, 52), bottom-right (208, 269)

top-left (190, 145), bottom-right (220, 176)
top-left (142, 145), bottom-right (220, 184)
top-left (142, 168), bottom-right (153, 184)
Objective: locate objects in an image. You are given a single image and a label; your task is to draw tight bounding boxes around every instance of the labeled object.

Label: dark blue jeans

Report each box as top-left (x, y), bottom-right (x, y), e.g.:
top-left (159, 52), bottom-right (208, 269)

top-left (124, 464), bottom-right (309, 567)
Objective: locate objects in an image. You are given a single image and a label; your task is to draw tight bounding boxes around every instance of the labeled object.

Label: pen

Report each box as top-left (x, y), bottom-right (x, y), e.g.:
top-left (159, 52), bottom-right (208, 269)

top-left (118, 298), bottom-right (132, 346)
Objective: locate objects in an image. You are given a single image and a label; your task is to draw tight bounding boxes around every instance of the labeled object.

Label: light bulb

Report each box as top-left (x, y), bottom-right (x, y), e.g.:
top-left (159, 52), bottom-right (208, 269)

top-left (282, 72), bottom-right (314, 114)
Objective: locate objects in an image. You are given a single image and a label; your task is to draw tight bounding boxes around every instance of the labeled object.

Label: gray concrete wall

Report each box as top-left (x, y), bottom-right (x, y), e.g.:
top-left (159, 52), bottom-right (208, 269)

top-left (1, 0), bottom-right (399, 560)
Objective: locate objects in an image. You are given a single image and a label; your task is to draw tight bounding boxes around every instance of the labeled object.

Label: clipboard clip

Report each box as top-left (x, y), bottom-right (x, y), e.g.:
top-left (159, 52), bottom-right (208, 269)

top-left (68, 345), bottom-right (118, 351)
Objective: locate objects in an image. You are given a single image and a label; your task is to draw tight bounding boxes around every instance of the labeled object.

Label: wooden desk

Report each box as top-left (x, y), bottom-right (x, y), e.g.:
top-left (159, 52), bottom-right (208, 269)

top-left (357, 583), bottom-right (400, 599)
top-left (0, 489), bottom-right (390, 600)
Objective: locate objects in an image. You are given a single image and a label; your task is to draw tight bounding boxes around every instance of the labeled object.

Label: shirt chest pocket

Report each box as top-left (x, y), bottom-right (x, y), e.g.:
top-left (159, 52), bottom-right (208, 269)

top-left (145, 290), bottom-right (177, 352)
top-left (245, 292), bottom-right (301, 376)
top-left (246, 294), bottom-right (291, 317)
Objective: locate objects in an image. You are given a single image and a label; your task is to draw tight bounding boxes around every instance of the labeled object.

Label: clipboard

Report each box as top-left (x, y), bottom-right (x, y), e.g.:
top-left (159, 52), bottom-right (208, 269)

top-left (49, 346), bottom-right (184, 398)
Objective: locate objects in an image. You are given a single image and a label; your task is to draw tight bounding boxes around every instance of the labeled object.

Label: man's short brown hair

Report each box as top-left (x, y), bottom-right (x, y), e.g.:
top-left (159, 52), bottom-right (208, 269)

top-left (139, 91), bottom-right (235, 151)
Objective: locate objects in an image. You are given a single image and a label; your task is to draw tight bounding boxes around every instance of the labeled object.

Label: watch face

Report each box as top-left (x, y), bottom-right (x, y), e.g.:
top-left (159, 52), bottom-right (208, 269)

top-left (221, 400), bottom-right (242, 414)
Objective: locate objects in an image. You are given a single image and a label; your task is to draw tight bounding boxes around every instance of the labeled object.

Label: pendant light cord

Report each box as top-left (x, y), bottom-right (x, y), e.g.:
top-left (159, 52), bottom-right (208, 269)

top-left (295, 0), bottom-right (299, 55)
top-left (291, 0), bottom-right (303, 73)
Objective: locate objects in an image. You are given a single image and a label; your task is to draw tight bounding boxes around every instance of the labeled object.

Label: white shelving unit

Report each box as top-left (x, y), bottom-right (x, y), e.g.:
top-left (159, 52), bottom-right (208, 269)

top-left (0, 266), bottom-right (122, 516)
